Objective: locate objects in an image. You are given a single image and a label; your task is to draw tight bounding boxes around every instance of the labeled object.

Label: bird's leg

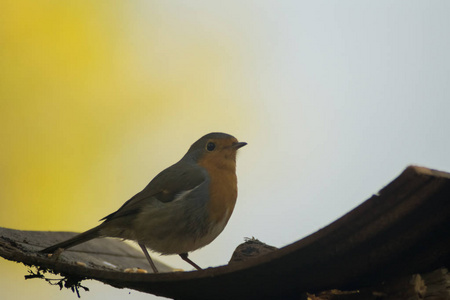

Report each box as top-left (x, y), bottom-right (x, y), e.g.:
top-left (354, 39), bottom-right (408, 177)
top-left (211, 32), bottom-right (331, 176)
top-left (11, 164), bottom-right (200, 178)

top-left (139, 243), bottom-right (159, 273)
top-left (179, 253), bottom-right (202, 271)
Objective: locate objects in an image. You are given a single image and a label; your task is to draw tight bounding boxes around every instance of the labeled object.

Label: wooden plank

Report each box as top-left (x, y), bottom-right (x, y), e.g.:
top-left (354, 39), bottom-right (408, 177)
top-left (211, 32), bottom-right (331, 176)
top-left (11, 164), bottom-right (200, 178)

top-left (0, 229), bottom-right (173, 273)
top-left (1, 165), bottom-right (450, 299)
top-left (307, 267), bottom-right (449, 300)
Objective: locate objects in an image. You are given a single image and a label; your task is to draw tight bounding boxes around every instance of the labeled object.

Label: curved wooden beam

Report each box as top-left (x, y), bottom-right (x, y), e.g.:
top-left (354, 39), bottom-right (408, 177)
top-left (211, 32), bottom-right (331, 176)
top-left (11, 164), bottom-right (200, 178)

top-left (1, 166), bottom-right (450, 299)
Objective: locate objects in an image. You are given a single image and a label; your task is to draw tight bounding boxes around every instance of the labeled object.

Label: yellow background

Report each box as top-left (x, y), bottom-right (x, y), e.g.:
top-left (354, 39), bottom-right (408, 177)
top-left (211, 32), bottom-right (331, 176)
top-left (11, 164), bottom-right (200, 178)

top-left (1, 2), bottom-right (254, 299)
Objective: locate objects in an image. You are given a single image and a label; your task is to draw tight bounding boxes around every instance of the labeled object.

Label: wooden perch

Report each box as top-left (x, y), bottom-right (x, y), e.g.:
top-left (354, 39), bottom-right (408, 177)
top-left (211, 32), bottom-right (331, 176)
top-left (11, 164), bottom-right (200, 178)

top-left (1, 165), bottom-right (450, 299)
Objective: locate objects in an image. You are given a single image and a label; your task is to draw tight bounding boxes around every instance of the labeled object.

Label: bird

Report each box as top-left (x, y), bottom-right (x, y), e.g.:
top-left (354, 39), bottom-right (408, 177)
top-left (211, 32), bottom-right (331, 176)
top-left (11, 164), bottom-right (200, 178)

top-left (40, 132), bottom-right (246, 273)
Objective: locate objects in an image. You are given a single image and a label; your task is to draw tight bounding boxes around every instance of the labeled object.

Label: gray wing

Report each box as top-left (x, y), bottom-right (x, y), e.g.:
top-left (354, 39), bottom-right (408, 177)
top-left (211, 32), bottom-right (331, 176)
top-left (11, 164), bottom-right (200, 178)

top-left (101, 162), bottom-right (207, 222)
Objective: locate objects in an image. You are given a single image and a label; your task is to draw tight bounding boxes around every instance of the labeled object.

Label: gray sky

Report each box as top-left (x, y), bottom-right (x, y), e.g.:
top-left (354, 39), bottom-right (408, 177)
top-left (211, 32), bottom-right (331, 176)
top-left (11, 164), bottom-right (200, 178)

top-left (134, 0), bottom-right (450, 295)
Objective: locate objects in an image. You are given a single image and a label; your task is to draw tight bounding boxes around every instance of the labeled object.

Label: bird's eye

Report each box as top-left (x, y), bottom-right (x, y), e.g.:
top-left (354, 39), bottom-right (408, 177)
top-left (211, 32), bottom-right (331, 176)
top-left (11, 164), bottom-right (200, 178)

top-left (206, 142), bottom-right (216, 151)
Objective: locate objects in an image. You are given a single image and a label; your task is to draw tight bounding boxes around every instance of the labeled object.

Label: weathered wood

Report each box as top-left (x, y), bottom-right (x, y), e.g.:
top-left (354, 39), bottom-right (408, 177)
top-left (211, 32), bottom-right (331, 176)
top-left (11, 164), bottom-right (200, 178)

top-left (307, 268), bottom-right (449, 300)
top-left (422, 268), bottom-right (450, 300)
top-left (1, 165), bottom-right (450, 299)
top-left (228, 237), bottom-right (278, 264)
top-left (0, 229), bottom-right (173, 273)
top-left (375, 273), bottom-right (426, 300)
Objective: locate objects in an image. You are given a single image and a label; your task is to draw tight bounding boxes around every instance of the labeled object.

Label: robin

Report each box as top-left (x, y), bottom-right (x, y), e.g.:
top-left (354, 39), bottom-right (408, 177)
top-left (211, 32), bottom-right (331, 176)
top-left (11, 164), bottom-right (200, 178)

top-left (40, 132), bottom-right (246, 273)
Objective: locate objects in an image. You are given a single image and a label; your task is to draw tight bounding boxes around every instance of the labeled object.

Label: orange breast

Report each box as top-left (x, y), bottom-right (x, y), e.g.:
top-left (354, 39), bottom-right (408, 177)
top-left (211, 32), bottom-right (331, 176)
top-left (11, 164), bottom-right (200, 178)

top-left (198, 156), bottom-right (238, 225)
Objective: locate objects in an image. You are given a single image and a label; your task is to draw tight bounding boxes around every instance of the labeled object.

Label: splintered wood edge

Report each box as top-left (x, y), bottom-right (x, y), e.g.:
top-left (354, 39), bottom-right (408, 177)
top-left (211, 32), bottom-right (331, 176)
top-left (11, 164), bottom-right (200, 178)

top-left (408, 165), bottom-right (450, 179)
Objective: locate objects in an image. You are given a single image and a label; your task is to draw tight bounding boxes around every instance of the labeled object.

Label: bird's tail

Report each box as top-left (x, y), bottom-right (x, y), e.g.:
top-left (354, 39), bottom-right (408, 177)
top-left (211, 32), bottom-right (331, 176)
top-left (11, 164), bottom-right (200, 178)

top-left (40, 225), bottom-right (103, 253)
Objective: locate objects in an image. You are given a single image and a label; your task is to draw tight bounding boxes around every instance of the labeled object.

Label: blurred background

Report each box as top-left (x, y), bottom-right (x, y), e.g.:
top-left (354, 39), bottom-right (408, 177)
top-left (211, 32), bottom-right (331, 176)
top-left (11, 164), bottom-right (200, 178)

top-left (1, 1), bottom-right (450, 299)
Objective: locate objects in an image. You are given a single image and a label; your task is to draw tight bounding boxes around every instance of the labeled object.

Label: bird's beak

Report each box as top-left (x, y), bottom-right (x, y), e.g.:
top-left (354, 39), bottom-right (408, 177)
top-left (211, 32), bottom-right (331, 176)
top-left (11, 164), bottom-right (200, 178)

top-left (232, 142), bottom-right (247, 149)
